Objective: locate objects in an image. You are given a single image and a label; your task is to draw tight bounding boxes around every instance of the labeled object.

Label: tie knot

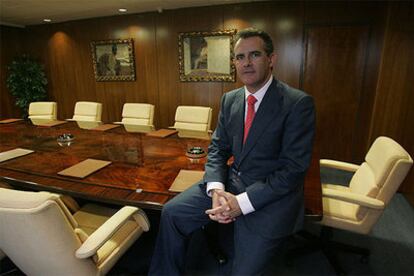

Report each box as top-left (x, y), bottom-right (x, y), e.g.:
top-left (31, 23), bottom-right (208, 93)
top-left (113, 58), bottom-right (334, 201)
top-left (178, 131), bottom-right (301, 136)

top-left (247, 95), bottom-right (257, 105)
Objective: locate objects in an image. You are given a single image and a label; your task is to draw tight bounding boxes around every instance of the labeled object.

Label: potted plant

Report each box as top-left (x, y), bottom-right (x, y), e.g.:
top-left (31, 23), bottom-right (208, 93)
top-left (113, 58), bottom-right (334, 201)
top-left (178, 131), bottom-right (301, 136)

top-left (6, 55), bottom-right (48, 117)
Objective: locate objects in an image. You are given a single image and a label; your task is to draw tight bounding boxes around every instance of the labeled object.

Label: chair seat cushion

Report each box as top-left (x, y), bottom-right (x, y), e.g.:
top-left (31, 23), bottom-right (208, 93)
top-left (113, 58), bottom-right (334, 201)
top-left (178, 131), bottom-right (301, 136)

top-left (122, 118), bottom-right (150, 125)
top-left (29, 115), bottom-right (55, 119)
top-left (323, 183), bottom-right (348, 191)
top-left (322, 184), bottom-right (360, 221)
top-left (73, 204), bottom-right (142, 267)
top-left (322, 197), bottom-right (360, 221)
top-left (72, 115), bottom-right (98, 122)
top-left (174, 122), bottom-right (208, 132)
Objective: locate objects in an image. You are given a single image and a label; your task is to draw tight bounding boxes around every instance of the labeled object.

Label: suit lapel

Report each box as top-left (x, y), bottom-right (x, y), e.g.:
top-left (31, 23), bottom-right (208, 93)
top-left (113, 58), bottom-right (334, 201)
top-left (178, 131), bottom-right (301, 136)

top-left (230, 88), bottom-right (245, 158)
top-left (239, 79), bottom-right (284, 163)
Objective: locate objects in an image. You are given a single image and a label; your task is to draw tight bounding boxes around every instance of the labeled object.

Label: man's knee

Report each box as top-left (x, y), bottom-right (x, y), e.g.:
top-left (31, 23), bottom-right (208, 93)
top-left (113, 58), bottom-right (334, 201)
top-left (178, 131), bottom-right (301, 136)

top-left (161, 199), bottom-right (180, 219)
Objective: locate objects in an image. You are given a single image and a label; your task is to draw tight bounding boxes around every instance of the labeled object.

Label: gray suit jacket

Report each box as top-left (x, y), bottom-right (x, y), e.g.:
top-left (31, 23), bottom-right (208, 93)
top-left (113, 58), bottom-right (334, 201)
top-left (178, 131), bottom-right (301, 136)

top-left (204, 78), bottom-right (316, 239)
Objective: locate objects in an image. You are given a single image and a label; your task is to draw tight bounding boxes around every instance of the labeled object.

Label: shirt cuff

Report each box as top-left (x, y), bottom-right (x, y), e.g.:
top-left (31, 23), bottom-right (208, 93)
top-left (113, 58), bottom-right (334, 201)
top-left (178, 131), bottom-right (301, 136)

top-left (236, 192), bottom-right (255, 215)
top-left (206, 182), bottom-right (225, 197)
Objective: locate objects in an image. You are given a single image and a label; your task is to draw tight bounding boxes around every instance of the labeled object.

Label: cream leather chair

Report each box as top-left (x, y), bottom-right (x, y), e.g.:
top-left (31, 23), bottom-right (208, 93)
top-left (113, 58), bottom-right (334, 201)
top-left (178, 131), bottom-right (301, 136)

top-left (0, 188), bottom-right (150, 276)
top-left (28, 102), bottom-right (57, 125)
top-left (115, 103), bottom-right (155, 133)
top-left (68, 101), bottom-right (102, 129)
top-left (172, 105), bottom-right (212, 139)
top-left (287, 136), bottom-right (413, 274)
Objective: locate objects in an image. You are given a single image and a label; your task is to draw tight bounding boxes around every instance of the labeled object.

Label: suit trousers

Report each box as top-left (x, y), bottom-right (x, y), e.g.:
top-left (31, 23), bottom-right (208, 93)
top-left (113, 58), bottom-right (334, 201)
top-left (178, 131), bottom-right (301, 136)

top-left (148, 182), bottom-right (285, 276)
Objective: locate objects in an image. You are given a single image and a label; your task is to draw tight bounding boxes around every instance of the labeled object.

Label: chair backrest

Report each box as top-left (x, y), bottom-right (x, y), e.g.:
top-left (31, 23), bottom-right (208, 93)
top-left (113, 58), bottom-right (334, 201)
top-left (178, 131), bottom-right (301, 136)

top-left (173, 105), bottom-right (212, 132)
top-left (348, 136), bottom-right (413, 219)
top-left (72, 101), bottom-right (102, 122)
top-left (28, 102), bottom-right (57, 124)
top-left (121, 103), bottom-right (154, 126)
top-left (0, 188), bottom-right (97, 275)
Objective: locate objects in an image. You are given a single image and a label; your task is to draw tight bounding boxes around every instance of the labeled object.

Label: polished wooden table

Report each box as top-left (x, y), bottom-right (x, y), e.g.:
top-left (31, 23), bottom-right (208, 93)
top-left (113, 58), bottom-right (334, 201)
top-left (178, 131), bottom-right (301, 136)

top-left (0, 120), bottom-right (322, 217)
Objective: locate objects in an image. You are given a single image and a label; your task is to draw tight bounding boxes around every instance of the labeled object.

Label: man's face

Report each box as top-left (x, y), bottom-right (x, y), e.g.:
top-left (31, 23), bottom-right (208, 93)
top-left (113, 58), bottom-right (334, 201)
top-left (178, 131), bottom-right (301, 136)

top-left (233, 36), bottom-right (275, 93)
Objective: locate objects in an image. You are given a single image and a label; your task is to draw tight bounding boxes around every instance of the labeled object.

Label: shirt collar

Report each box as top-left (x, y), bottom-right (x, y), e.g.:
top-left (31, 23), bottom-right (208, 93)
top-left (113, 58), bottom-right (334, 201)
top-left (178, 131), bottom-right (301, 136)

top-left (244, 76), bottom-right (273, 102)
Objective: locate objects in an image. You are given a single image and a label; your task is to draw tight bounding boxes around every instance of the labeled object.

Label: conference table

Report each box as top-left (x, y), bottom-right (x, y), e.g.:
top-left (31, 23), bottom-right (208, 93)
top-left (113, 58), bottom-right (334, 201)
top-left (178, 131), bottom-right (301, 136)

top-left (0, 120), bottom-right (322, 218)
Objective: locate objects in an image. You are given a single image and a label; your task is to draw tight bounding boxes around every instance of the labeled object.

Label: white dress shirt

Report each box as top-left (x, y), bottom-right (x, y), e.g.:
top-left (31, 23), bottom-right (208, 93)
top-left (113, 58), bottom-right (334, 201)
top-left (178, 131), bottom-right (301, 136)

top-left (206, 76), bottom-right (273, 215)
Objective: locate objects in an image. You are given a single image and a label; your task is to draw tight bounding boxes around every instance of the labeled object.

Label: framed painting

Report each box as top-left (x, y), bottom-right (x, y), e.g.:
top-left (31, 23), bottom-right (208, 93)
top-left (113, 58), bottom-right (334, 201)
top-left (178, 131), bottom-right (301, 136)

top-left (91, 38), bottom-right (136, 81)
top-left (178, 30), bottom-right (236, 82)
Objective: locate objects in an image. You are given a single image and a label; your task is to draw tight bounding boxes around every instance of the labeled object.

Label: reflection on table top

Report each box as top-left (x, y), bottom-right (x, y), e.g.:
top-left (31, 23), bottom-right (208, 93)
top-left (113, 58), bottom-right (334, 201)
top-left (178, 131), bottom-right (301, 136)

top-left (0, 120), bottom-right (322, 217)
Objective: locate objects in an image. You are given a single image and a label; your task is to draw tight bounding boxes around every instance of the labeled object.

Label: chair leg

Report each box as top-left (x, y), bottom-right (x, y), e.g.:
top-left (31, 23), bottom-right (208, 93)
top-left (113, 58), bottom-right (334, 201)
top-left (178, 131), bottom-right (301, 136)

top-left (321, 227), bottom-right (370, 260)
top-left (328, 240), bottom-right (370, 259)
top-left (285, 226), bottom-right (370, 275)
top-left (322, 246), bottom-right (346, 276)
top-left (284, 230), bottom-right (321, 265)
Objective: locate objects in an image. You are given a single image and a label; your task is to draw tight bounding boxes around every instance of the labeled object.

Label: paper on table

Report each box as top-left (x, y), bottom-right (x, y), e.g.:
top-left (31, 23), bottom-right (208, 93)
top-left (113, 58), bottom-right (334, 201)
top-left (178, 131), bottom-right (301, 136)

top-left (169, 170), bottom-right (204, 192)
top-left (0, 148), bottom-right (34, 163)
top-left (58, 159), bottom-right (111, 179)
top-left (0, 118), bottom-right (23, 124)
top-left (146, 129), bottom-right (178, 138)
top-left (37, 120), bottom-right (68, 127)
top-left (91, 124), bottom-right (120, 131)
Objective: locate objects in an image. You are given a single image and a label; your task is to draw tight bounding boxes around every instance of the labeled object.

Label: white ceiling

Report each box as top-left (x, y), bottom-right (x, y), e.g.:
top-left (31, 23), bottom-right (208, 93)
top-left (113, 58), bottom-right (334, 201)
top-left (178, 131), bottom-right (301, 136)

top-left (0, 0), bottom-right (259, 27)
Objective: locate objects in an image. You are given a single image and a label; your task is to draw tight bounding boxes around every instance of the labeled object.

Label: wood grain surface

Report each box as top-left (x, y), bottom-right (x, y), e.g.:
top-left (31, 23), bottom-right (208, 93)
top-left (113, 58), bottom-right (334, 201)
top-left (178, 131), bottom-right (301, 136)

top-left (0, 121), bottom-right (322, 216)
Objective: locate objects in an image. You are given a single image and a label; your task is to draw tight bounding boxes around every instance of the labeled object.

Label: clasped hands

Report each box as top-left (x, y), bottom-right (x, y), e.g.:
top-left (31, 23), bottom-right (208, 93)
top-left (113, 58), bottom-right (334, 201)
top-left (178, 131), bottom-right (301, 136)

top-left (205, 189), bottom-right (242, 224)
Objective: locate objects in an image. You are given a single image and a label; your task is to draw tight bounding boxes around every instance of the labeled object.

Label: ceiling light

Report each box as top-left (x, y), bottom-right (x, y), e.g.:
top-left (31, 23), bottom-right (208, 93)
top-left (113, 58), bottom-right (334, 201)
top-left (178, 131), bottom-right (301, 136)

top-left (43, 19), bottom-right (52, 22)
top-left (118, 8), bottom-right (127, 13)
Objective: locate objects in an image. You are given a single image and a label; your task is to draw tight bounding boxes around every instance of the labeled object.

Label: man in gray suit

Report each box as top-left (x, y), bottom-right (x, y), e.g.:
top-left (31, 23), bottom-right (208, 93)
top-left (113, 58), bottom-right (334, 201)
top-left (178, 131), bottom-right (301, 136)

top-left (149, 28), bottom-right (316, 275)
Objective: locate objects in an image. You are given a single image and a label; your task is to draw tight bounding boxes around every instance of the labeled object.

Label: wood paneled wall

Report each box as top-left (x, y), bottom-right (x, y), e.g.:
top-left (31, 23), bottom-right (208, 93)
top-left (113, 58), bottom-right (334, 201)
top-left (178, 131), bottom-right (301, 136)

top-left (1, 1), bottom-right (414, 201)
top-left (0, 26), bottom-right (24, 118)
top-left (369, 2), bottom-right (414, 198)
top-left (302, 1), bottom-right (386, 162)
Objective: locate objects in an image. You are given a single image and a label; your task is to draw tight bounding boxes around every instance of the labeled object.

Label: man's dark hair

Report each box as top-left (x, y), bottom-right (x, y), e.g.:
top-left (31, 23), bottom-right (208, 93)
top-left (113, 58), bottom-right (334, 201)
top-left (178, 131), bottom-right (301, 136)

top-left (234, 28), bottom-right (274, 56)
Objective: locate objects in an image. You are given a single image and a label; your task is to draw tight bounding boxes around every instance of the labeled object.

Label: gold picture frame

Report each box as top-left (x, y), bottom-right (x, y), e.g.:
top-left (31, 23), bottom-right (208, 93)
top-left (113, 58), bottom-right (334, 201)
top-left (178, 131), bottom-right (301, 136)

top-left (91, 39), bottom-right (136, 81)
top-left (178, 30), bottom-right (236, 82)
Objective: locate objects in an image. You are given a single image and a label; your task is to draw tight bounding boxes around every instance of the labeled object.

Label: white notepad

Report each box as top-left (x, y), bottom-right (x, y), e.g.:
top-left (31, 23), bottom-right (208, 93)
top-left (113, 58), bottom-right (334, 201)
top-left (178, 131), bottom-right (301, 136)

top-left (169, 170), bottom-right (204, 192)
top-left (0, 148), bottom-right (34, 163)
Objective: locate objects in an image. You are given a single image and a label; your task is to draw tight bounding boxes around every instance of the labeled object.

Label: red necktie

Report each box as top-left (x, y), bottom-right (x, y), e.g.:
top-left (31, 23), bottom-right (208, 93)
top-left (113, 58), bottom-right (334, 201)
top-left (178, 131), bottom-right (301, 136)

top-left (244, 95), bottom-right (257, 143)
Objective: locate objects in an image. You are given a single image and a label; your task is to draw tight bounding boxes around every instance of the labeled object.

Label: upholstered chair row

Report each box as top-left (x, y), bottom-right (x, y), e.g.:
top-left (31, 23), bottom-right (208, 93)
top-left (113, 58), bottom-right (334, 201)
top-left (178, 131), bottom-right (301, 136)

top-left (28, 101), bottom-right (102, 129)
top-left (117, 104), bottom-right (212, 138)
top-left (28, 102), bottom-right (213, 137)
top-left (117, 103), bottom-right (212, 138)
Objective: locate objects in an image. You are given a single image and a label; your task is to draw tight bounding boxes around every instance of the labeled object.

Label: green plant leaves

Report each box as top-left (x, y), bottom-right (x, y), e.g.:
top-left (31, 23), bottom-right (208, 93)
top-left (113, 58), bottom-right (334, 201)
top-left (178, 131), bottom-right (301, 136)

top-left (6, 55), bottom-right (48, 117)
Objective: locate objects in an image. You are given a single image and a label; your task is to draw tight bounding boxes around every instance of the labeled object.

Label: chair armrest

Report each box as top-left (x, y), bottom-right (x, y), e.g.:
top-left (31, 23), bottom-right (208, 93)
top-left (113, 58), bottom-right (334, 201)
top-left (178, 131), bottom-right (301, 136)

top-left (320, 159), bottom-right (360, 172)
top-left (323, 188), bottom-right (385, 209)
top-left (75, 206), bottom-right (150, 259)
